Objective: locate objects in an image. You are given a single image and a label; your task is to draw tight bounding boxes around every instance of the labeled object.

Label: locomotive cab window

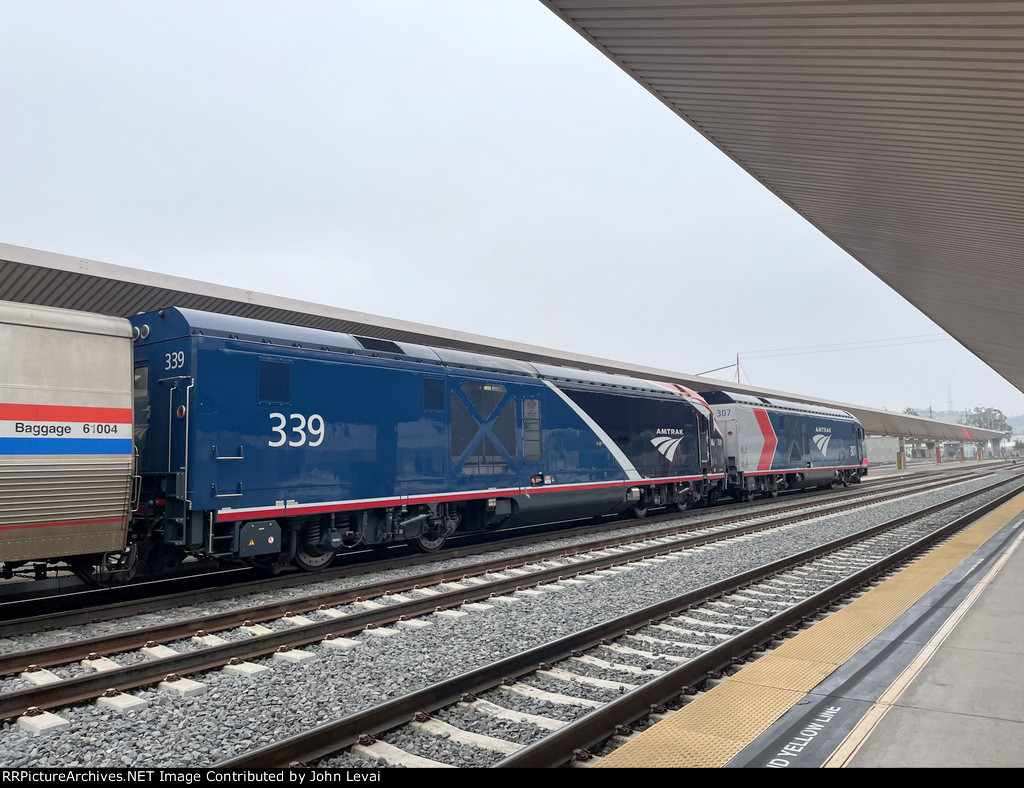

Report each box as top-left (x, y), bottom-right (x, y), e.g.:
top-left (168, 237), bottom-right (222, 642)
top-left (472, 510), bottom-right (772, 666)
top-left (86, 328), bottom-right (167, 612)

top-left (259, 359), bottom-right (291, 403)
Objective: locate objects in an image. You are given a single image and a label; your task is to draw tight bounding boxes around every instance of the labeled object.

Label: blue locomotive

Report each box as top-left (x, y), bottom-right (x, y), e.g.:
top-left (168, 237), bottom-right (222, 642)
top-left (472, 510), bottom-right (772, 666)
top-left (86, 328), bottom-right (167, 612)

top-left (127, 308), bottom-right (727, 572)
top-left (0, 301), bottom-right (867, 581)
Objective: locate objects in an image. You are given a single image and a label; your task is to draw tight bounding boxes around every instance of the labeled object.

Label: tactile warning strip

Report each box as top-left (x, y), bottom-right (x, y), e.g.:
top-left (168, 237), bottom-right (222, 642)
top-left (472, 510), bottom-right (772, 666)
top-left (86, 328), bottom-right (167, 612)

top-left (595, 492), bottom-right (1024, 768)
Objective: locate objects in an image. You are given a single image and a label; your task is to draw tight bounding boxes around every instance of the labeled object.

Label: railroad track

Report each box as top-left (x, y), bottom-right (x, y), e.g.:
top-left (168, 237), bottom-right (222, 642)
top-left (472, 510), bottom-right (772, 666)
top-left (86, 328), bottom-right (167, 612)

top-left (221, 474), bottom-right (1024, 769)
top-left (1, 462), bottom-right (996, 613)
top-left (0, 467), bottom-right (995, 674)
top-left (1, 468), bottom-right (1019, 766)
top-left (0, 464), bottom-right (998, 636)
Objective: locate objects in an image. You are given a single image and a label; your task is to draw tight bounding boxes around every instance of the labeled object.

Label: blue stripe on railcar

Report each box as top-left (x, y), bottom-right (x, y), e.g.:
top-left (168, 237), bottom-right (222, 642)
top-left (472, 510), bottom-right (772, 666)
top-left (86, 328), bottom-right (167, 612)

top-left (0, 437), bottom-right (133, 455)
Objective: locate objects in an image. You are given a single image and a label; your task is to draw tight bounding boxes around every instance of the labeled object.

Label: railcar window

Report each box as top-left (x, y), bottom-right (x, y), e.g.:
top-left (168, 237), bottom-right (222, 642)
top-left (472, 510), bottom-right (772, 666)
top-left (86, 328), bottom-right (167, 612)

top-left (259, 360), bottom-right (291, 403)
top-left (423, 377), bottom-right (444, 412)
top-left (523, 398), bottom-right (542, 460)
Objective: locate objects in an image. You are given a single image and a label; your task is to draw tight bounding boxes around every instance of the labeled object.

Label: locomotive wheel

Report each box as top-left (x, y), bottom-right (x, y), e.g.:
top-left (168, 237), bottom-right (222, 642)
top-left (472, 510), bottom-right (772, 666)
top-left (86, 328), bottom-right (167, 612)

top-left (293, 545), bottom-right (337, 572)
top-left (628, 502), bottom-right (649, 519)
top-left (668, 500), bottom-right (688, 513)
top-left (413, 531), bottom-right (447, 553)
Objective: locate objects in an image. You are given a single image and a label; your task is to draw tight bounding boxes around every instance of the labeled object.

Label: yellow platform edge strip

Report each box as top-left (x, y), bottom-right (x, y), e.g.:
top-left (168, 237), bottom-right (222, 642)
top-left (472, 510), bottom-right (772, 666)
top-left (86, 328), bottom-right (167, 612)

top-left (595, 492), bottom-right (1024, 769)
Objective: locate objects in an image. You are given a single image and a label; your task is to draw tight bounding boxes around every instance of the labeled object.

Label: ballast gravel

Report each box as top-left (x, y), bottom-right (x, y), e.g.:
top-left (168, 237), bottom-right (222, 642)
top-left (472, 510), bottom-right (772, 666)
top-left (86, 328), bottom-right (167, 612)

top-left (0, 471), bottom-right (1015, 767)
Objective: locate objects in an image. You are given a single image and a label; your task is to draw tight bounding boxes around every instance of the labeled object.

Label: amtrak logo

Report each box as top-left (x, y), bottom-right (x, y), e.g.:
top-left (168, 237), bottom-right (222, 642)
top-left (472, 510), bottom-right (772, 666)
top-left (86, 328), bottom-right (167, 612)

top-left (812, 433), bottom-right (832, 456)
top-left (652, 435), bottom-right (684, 462)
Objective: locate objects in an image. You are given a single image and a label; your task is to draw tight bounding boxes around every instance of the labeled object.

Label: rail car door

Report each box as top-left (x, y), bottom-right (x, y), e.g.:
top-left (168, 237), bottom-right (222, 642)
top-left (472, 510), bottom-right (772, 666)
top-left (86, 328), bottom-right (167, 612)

top-left (135, 340), bottom-right (194, 547)
top-left (712, 403), bottom-right (739, 470)
top-left (162, 372), bottom-right (193, 531)
top-left (697, 411), bottom-right (711, 469)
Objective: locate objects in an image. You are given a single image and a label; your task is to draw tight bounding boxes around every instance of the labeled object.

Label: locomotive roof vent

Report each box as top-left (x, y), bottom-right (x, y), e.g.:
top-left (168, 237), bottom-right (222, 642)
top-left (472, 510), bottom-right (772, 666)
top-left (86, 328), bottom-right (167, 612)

top-left (354, 336), bottom-right (405, 355)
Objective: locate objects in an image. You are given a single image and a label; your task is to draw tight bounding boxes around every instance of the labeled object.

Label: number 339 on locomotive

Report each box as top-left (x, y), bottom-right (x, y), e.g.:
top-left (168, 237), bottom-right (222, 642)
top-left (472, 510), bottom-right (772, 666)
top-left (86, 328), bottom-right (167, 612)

top-left (268, 412), bottom-right (325, 447)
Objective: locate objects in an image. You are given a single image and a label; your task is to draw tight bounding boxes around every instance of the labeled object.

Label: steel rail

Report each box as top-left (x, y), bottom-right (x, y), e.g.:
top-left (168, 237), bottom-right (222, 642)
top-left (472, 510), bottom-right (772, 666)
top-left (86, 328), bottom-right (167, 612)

top-left (0, 464), bottom-right (983, 627)
top-left (0, 470), bottom-right (990, 678)
top-left (494, 481), bottom-right (1024, 768)
top-left (3, 465), bottom-right (983, 640)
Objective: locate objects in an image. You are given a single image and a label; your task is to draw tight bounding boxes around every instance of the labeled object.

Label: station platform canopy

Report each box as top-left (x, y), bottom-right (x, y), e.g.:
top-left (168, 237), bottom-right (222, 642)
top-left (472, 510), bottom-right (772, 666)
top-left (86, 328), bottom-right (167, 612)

top-left (0, 242), bottom-right (1003, 443)
top-left (540, 1), bottom-right (1023, 426)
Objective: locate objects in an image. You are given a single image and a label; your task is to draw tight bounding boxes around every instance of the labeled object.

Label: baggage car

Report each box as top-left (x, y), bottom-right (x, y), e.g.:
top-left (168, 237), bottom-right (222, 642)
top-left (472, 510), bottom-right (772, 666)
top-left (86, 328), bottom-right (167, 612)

top-left (0, 301), bottom-right (134, 578)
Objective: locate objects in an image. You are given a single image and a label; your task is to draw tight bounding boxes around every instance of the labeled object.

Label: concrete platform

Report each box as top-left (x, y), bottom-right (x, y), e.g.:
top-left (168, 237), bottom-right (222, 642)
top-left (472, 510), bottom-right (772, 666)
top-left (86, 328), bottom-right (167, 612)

top-left (840, 517), bottom-right (1024, 768)
top-left (595, 480), bottom-right (1024, 769)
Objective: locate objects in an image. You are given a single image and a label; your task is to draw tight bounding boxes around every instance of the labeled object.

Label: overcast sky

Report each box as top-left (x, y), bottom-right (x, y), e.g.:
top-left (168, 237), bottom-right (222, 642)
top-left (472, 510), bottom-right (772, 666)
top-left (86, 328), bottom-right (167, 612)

top-left (3, 1), bottom-right (1023, 419)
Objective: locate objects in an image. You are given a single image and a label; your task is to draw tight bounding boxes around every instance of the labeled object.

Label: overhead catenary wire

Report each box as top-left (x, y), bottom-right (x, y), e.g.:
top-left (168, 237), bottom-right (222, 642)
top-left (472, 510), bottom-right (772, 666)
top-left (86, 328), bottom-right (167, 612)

top-left (695, 333), bottom-right (953, 384)
top-left (740, 334), bottom-right (952, 360)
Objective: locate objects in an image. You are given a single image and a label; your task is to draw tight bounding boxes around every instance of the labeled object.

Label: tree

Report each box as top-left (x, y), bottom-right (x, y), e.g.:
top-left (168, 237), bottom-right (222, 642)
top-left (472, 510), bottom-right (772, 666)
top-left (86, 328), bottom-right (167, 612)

top-left (903, 407), bottom-right (919, 416)
top-left (962, 406), bottom-right (1011, 433)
